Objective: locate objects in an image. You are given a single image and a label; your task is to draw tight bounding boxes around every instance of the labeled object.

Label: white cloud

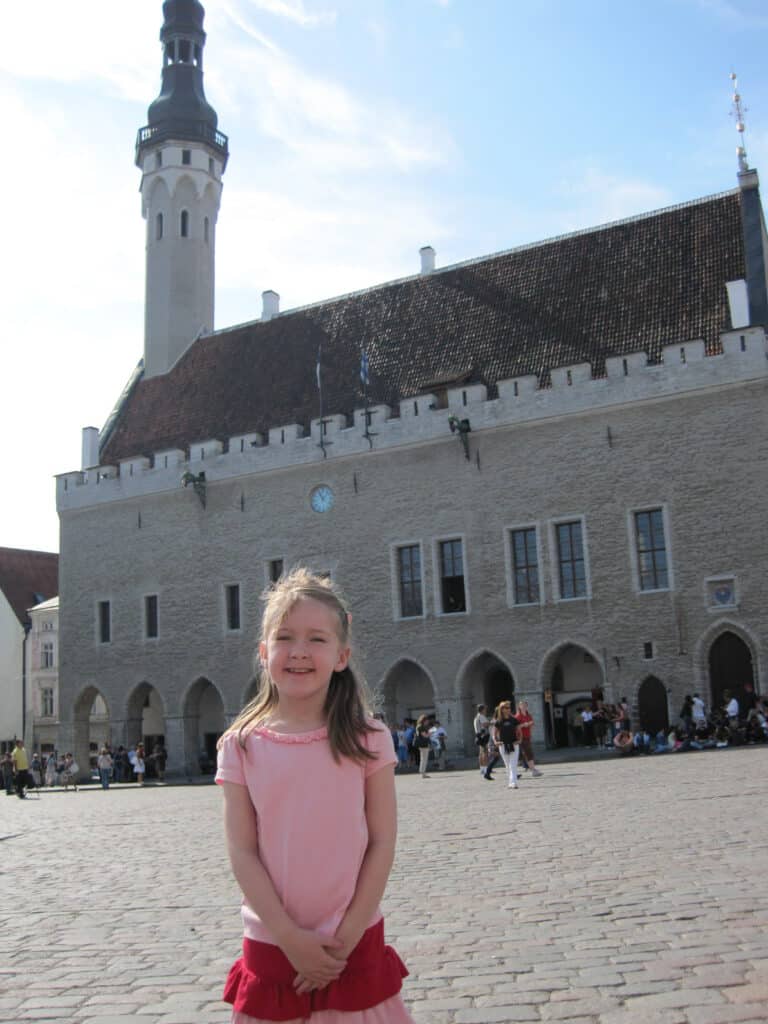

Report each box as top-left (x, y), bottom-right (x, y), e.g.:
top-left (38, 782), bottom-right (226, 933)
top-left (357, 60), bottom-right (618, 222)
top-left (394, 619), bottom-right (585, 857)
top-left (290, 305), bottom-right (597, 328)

top-left (236, 0), bottom-right (336, 27)
top-left (693, 0), bottom-right (768, 28)
top-left (556, 169), bottom-right (673, 231)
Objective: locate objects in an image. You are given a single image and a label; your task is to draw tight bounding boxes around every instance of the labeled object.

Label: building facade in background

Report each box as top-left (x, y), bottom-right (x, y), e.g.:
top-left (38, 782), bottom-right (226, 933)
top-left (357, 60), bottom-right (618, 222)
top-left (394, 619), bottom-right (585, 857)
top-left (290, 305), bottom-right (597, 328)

top-left (55, 2), bottom-right (767, 776)
top-left (0, 548), bottom-right (58, 751)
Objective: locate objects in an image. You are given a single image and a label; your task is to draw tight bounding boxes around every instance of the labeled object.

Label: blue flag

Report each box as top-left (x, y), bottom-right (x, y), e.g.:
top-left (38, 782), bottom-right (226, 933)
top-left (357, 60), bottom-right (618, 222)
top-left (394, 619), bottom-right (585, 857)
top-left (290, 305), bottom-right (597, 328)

top-left (360, 350), bottom-right (369, 386)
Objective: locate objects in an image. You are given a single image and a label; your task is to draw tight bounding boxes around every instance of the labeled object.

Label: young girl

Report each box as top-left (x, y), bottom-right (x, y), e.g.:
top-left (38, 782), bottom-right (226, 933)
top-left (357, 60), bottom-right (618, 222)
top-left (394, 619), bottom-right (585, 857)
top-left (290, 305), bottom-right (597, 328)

top-left (216, 568), bottom-right (414, 1024)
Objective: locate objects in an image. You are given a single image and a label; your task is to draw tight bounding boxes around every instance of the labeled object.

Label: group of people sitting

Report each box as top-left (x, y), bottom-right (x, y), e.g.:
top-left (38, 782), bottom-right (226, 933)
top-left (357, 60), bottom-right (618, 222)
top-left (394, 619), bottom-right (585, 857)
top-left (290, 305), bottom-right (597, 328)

top-left (612, 686), bottom-right (768, 755)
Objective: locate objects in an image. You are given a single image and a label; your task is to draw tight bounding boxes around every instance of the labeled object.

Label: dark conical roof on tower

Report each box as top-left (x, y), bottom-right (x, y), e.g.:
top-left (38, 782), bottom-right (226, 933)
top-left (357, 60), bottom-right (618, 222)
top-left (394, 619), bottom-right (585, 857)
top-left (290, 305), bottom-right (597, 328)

top-left (135, 0), bottom-right (228, 167)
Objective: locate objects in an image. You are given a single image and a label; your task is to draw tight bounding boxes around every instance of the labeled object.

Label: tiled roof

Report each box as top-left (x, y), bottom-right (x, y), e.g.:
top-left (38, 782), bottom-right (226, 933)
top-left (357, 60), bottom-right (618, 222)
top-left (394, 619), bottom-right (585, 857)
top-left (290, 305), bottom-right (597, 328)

top-left (101, 190), bottom-right (746, 463)
top-left (0, 548), bottom-right (59, 628)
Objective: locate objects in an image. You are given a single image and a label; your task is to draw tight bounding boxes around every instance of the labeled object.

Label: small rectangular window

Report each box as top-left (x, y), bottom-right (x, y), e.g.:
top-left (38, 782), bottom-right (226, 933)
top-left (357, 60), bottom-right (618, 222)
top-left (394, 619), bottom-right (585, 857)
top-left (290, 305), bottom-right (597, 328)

top-left (41, 641), bottom-right (54, 669)
top-left (41, 688), bottom-right (54, 717)
top-left (208, 157), bottom-right (214, 175)
top-left (145, 595), bottom-right (159, 639)
top-left (556, 521), bottom-right (586, 599)
top-left (155, 150), bottom-right (162, 168)
top-left (98, 601), bottom-right (111, 644)
top-left (269, 559), bottom-right (284, 583)
top-left (397, 545), bottom-right (423, 617)
top-left (643, 641), bottom-right (654, 660)
top-left (182, 148), bottom-right (191, 165)
top-left (510, 527), bottom-right (540, 605)
top-left (635, 509), bottom-right (669, 591)
top-left (225, 584), bottom-right (241, 631)
top-left (439, 539), bottom-right (466, 614)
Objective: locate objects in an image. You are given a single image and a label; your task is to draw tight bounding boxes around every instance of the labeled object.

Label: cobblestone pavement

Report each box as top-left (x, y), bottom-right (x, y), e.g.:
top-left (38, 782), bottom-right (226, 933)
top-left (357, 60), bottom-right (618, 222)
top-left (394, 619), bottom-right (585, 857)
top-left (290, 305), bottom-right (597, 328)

top-left (2, 747), bottom-right (768, 1024)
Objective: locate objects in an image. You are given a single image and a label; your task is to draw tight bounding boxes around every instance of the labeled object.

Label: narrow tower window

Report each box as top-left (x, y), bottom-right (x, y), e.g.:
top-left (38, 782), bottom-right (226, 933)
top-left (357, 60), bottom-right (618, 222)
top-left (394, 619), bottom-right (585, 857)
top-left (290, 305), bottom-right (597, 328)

top-left (180, 210), bottom-right (189, 238)
top-left (182, 149), bottom-right (191, 165)
top-left (155, 213), bottom-right (163, 240)
top-left (155, 150), bottom-right (162, 169)
top-left (204, 217), bottom-right (209, 243)
top-left (178, 39), bottom-right (191, 63)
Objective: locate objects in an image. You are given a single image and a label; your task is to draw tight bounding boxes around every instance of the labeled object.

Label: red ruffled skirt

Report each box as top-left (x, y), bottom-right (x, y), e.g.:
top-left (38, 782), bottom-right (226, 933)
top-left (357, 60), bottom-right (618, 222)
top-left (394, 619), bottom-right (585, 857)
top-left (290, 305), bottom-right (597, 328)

top-left (223, 919), bottom-right (408, 1022)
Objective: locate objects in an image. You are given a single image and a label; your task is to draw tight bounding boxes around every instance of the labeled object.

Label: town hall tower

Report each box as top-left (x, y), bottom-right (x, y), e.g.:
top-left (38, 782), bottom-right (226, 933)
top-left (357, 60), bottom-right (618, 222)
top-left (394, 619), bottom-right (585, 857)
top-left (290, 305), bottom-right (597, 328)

top-left (136, 0), bottom-right (228, 378)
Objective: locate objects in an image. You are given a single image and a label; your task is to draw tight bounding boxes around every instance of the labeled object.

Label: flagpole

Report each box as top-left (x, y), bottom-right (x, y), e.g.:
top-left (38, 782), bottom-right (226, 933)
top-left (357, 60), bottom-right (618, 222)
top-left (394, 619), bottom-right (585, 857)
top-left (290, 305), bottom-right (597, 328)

top-left (360, 347), bottom-right (375, 449)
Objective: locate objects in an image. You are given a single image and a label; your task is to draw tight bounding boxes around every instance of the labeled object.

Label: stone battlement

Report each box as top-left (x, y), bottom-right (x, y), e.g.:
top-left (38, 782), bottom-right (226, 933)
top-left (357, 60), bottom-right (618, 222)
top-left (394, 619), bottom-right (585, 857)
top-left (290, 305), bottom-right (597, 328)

top-left (56, 326), bottom-right (768, 511)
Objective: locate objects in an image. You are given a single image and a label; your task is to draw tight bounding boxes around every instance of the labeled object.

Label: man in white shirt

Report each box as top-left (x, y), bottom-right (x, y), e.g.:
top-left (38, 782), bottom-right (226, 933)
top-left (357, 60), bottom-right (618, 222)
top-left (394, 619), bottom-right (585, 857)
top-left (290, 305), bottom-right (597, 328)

top-left (692, 693), bottom-right (706, 724)
top-left (725, 694), bottom-right (739, 724)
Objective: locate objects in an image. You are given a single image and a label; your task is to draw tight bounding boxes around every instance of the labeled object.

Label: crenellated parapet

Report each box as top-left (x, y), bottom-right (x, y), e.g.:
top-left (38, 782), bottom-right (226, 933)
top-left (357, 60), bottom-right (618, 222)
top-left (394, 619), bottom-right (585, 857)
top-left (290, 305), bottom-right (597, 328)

top-left (56, 327), bottom-right (768, 511)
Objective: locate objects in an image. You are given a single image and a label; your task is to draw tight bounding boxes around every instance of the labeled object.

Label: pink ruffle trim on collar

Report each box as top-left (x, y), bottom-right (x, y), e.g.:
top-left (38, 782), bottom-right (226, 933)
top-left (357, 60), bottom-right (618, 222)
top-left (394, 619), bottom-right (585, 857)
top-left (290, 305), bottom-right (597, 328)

top-left (251, 725), bottom-right (328, 744)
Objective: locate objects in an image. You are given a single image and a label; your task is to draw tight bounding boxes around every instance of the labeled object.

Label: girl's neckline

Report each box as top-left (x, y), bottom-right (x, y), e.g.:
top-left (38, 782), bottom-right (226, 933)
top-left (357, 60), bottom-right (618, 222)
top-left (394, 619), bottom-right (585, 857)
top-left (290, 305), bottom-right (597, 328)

top-left (252, 723), bottom-right (328, 744)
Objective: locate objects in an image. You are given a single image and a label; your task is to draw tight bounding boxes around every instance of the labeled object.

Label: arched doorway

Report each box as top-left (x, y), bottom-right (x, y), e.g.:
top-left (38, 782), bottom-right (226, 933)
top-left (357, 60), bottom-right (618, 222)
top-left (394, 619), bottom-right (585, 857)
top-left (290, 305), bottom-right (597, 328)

top-left (183, 677), bottom-right (226, 775)
top-left (637, 676), bottom-right (669, 736)
top-left (241, 677), bottom-right (260, 709)
top-left (73, 686), bottom-right (111, 780)
top-left (457, 651), bottom-right (515, 751)
top-left (540, 643), bottom-right (604, 747)
top-left (709, 631), bottom-right (756, 713)
top-left (379, 660), bottom-right (435, 729)
top-left (125, 683), bottom-right (166, 778)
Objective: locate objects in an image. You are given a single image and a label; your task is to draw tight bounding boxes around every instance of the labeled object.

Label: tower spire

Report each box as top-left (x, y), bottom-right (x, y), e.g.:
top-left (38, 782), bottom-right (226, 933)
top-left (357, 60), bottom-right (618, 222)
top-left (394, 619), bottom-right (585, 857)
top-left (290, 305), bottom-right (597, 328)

top-left (730, 71), bottom-right (749, 174)
top-left (136, 1), bottom-right (229, 378)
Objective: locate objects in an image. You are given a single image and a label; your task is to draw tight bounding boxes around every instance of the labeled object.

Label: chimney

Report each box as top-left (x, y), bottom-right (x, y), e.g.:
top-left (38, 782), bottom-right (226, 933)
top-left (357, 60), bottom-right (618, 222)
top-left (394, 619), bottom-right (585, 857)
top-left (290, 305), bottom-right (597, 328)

top-left (81, 426), bottom-right (100, 470)
top-left (262, 290), bottom-right (280, 321)
top-left (419, 246), bottom-right (435, 274)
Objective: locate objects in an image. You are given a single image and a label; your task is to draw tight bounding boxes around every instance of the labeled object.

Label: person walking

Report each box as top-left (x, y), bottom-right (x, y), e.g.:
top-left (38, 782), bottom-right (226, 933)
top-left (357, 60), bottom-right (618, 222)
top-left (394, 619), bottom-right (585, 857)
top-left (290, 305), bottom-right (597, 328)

top-left (152, 743), bottom-right (167, 782)
top-left (2, 750), bottom-right (16, 796)
top-left (61, 753), bottom-right (79, 791)
top-left (44, 751), bottom-right (58, 786)
top-left (97, 747), bottom-right (113, 789)
top-left (489, 701), bottom-right (522, 788)
top-left (413, 722), bottom-right (432, 778)
top-left (516, 701), bottom-right (542, 777)
top-left (133, 743), bottom-right (146, 786)
top-left (473, 704), bottom-right (490, 774)
top-left (11, 739), bottom-right (31, 799)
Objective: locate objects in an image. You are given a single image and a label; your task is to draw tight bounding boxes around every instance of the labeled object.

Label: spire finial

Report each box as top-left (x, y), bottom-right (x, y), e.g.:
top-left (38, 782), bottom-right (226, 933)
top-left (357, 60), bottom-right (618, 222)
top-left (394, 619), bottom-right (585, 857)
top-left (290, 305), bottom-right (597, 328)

top-left (730, 71), bottom-right (749, 174)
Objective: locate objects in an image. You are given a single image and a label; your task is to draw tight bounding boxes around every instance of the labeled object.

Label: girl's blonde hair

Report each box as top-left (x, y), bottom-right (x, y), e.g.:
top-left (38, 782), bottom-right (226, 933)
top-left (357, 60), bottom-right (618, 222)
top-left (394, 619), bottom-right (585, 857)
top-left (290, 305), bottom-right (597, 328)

top-left (220, 567), bottom-right (375, 762)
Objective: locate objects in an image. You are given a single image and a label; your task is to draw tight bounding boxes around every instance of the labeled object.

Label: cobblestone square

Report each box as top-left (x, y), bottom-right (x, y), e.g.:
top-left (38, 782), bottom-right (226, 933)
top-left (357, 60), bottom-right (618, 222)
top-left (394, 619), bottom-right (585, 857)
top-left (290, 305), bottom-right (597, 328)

top-left (2, 747), bottom-right (767, 1024)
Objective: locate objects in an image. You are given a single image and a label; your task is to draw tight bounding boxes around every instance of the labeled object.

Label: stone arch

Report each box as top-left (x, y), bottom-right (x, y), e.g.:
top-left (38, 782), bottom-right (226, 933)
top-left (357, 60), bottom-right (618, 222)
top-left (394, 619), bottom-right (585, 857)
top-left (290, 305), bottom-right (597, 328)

top-left (538, 641), bottom-right (605, 748)
top-left (637, 675), bottom-right (669, 736)
top-left (182, 677), bottom-right (227, 776)
top-left (377, 658), bottom-right (436, 730)
top-left (694, 619), bottom-right (762, 712)
top-left (173, 173), bottom-right (199, 202)
top-left (125, 682), bottom-right (167, 778)
top-left (73, 685), bottom-right (111, 781)
top-left (241, 676), bottom-right (261, 709)
top-left (455, 649), bottom-right (516, 751)
top-left (148, 176), bottom-right (170, 204)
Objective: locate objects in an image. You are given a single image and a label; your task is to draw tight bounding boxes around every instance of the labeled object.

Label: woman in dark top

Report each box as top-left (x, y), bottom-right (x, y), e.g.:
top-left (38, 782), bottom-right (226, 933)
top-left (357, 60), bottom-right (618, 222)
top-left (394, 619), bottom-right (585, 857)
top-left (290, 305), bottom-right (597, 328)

top-left (492, 701), bottom-right (522, 789)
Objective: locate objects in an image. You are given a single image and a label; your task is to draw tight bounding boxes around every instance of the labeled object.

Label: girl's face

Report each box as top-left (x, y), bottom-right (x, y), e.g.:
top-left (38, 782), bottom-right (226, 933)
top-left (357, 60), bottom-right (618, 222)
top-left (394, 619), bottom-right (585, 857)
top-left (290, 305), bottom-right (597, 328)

top-left (260, 598), bottom-right (349, 706)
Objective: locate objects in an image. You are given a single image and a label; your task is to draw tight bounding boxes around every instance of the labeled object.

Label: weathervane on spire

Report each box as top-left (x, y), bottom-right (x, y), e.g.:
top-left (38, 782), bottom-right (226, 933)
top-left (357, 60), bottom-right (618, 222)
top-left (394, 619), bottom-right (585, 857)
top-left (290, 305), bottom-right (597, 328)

top-left (730, 72), bottom-right (749, 174)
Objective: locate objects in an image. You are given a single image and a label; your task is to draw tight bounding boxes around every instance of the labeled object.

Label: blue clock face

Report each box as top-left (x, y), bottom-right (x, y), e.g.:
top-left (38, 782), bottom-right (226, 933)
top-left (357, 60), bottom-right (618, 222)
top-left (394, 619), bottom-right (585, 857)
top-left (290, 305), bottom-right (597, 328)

top-left (310, 485), bottom-right (335, 513)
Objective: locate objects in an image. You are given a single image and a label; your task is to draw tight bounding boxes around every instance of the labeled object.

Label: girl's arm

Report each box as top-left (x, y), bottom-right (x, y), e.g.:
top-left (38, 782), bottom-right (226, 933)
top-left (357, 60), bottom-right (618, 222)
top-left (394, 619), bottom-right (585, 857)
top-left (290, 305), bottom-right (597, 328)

top-left (220, 781), bottom-right (345, 986)
top-left (334, 764), bottom-right (397, 958)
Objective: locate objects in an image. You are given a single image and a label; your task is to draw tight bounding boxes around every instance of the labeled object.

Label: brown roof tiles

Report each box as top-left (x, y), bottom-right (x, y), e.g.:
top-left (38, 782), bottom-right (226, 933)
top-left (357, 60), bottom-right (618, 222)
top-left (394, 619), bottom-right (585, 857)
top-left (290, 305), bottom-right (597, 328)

top-left (101, 190), bottom-right (746, 464)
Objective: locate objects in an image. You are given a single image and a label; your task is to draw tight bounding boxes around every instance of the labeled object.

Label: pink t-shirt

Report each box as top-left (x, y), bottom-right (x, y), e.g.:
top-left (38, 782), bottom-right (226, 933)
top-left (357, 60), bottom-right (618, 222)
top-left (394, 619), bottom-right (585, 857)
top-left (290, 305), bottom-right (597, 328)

top-left (216, 718), bottom-right (396, 945)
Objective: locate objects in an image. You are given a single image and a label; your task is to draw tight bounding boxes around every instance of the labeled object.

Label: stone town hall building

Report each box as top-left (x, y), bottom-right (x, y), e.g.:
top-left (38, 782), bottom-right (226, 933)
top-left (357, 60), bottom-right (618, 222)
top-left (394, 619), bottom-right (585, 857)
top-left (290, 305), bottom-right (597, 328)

top-left (56, 0), bottom-right (767, 776)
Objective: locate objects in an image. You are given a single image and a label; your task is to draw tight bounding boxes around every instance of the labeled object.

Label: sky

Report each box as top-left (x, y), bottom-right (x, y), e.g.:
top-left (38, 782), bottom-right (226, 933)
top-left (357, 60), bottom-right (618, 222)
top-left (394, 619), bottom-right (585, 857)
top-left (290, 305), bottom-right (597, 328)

top-left (2, 0), bottom-right (768, 554)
